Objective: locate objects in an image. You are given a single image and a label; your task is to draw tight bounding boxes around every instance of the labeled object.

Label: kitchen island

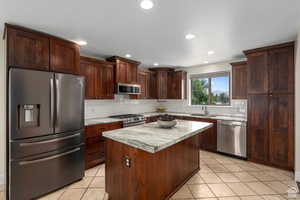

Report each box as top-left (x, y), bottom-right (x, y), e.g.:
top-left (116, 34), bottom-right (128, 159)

top-left (103, 120), bottom-right (213, 200)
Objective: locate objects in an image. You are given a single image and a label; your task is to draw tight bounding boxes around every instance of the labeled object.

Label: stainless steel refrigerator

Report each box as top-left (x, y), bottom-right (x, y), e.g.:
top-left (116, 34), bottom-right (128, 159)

top-left (8, 68), bottom-right (85, 200)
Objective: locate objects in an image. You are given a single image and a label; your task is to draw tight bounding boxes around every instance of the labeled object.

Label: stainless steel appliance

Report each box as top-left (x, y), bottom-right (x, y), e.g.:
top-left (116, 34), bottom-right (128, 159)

top-left (109, 114), bottom-right (145, 127)
top-left (117, 83), bottom-right (141, 95)
top-left (9, 68), bottom-right (85, 200)
top-left (217, 120), bottom-right (247, 158)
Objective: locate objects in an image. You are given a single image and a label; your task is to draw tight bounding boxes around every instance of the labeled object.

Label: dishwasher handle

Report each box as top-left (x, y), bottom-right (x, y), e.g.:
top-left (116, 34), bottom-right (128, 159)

top-left (218, 120), bottom-right (245, 127)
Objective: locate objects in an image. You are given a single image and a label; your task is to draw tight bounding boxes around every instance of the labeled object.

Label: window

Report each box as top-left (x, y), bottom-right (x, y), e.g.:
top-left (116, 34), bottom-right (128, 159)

top-left (190, 72), bottom-right (230, 106)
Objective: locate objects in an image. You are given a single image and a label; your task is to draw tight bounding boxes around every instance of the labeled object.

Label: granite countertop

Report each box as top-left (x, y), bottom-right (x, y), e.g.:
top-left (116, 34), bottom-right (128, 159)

top-left (102, 120), bottom-right (213, 153)
top-left (85, 117), bottom-right (123, 126)
top-left (142, 112), bottom-right (247, 122)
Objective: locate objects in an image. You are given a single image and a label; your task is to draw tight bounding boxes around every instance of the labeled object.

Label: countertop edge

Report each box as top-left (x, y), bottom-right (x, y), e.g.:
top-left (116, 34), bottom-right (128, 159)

top-left (103, 122), bottom-right (213, 154)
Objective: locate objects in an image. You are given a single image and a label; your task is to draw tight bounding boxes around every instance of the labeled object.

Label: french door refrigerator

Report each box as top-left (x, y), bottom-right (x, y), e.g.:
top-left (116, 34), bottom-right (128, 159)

top-left (8, 68), bottom-right (85, 200)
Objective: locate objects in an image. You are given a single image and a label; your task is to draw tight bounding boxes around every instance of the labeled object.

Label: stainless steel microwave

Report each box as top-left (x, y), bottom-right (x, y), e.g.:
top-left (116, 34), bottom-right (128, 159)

top-left (117, 83), bottom-right (141, 95)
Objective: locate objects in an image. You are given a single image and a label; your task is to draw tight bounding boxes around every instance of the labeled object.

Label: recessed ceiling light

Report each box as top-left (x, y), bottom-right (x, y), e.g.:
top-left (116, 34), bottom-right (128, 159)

top-left (208, 51), bottom-right (215, 55)
top-left (140, 0), bottom-right (154, 10)
top-left (153, 63), bottom-right (159, 66)
top-left (125, 54), bottom-right (132, 58)
top-left (74, 40), bottom-right (87, 46)
top-left (204, 61), bottom-right (209, 64)
top-left (185, 34), bottom-right (196, 40)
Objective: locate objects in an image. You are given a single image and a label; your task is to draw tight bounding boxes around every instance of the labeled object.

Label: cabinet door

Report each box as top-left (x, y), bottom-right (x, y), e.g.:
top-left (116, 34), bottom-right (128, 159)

top-left (268, 47), bottom-right (294, 94)
top-left (138, 71), bottom-right (147, 99)
top-left (247, 95), bottom-right (269, 163)
top-left (7, 27), bottom-right (50, 70)
top-left (50, 38), bottom-right (80, 74)
top-left (101, 64), bottom-right (115, 99)
top-left (116, 60), bottom-right (127, 83)
top-left (167, 72), bottom-right (175, 99)
top-left (149, 72), bottom-right (157, 99)
top-left (80, 61), bottom-right (96, 99)
top-left (232, 63), bottom-right (247, 99)
top-left (157, 71), bottom-right (168, 99)
top-left (172, 71), bottom-right (187, 99)
top-left (269, 95), bottom-right (294, 170)
top-left (127, 63), bottom-right (138, 84)
top-left (247, 52), bottom-right (268, 94)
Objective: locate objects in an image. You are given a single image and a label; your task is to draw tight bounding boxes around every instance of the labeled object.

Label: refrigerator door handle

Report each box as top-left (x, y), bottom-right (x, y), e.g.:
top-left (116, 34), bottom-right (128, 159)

top-left (18, 147), bottom-right (81, 165)
top-left (19, 133), bottom-right (81, 147)
top-left (55, 77), bottom-right (60, 128)
top-left (50, 77), bottom-right (55, 127)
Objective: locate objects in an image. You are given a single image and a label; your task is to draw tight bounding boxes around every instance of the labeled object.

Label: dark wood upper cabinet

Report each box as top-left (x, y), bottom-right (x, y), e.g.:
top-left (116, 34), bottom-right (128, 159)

top-left (100, 63), bottom-right (115, 99)
top-left (231, 61), bottom-right (247, 99)
top-left (50, 38), bottom-right (80, 74)
top-left (269, 94), bottom-right (294, 170)
top-left (157, 70), bottom-right (169, 99)
top-left (107, 56), bottom-right (140, 84)
top-left (172, 71), bottom-right (187, 99)
top-left (7, 25), bottom-right (50, 70)
top-left (268, 46), bottom-right (294, 94)
top-left (137, 69), bottom-right (150, 99)
top-left (80, 60), bottom-right (96, 99)
top-left (245, 52), bottom-right (268, 94)
top-left (6, 24), bottom-right (80, 75)
top-left (149, 71), bottom-right (157, 99)
top-left (80, 56), bottom-right (115, 99)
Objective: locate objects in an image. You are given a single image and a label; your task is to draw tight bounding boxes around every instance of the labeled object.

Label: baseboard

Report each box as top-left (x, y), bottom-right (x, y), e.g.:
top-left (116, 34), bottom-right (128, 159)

top-left (295, 171), bottom-right (300, 182)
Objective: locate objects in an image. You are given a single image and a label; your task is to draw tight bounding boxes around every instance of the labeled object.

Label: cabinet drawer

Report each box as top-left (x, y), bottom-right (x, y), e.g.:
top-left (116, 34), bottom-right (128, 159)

top-left (85, 122), bottom-right (123, 138)
top-left (86, 137), bottom-right (105, 154)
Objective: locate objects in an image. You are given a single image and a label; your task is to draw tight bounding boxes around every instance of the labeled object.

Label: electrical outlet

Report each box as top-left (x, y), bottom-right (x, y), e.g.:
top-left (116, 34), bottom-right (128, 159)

top-left (124, 156), bottom-right (131, 168)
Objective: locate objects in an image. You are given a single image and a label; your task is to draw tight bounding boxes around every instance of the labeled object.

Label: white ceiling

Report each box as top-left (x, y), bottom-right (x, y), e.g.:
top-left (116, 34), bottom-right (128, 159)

top-left (2, 0), bottom-right (300, 67)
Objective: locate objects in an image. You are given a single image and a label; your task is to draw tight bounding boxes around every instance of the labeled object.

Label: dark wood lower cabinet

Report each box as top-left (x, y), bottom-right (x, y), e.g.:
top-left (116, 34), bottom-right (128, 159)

top-left (269, 94), bottom-right (294, 170)
top-left (105, 134), bottom-right (199, 200)
top-left (146, 115), bottom-right (217, 152)
top-left (85, 122), bottom-right (123, 169)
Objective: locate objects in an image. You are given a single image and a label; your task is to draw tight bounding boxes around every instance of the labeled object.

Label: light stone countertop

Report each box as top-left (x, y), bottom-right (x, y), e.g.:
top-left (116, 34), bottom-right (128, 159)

top-left (85, 117), bottom-right (123, 126)
top-left (142, 112), bottom-right (247, 122)
top-left (102, 120), bottom-right (213, 153)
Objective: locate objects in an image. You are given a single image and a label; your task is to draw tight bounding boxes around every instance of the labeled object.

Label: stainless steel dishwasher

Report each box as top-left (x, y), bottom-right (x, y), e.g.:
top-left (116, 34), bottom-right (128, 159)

top-left (217, 120), bottom-right (247, 158)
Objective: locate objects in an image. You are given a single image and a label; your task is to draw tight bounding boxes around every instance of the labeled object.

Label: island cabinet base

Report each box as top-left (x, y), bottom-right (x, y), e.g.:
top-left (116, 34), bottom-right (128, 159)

top-left (105, 134), bottom-right (200, 200)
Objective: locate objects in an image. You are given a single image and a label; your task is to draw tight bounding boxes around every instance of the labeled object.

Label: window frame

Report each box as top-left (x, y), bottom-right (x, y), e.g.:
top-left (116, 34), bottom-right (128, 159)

top-left (189, 71), bottom-right (231, 106)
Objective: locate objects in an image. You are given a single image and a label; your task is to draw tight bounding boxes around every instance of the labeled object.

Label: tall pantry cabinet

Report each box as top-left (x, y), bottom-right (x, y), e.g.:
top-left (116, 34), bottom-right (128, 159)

top-left (244, 42), bottom-right (294, 170)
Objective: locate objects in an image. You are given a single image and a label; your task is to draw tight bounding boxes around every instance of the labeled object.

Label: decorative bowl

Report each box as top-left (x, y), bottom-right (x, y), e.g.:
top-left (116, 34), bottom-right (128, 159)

top-left (157, 114), bottom-right (177, 128)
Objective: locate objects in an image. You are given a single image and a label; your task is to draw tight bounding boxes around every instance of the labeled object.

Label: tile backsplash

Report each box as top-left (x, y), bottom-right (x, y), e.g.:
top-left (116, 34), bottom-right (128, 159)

top-left (158, 99), bottom-right (247, 118)
top-left (85, 95), bottom-right (158, 119)
top-left (85, 95), bottom-right (247, 119)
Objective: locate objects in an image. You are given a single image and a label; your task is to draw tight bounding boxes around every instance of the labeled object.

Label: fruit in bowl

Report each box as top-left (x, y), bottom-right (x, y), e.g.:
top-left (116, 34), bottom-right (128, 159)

top-left (157, 114), bottom-right (177, 128)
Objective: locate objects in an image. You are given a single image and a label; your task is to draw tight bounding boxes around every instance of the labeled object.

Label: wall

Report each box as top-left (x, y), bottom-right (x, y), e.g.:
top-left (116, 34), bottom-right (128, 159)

top-left (0, 35), bottom-right (6, 186)
top-left (159, 62), bottom-right (247, 118)
top-left (295, 31), bottom-right (300, 182)
top-left (85, 96), bottom-right (158, 119)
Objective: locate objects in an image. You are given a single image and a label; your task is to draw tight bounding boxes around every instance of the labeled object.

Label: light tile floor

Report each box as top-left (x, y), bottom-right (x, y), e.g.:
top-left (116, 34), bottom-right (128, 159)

top-left (38, 150), bottom-right (299, 200)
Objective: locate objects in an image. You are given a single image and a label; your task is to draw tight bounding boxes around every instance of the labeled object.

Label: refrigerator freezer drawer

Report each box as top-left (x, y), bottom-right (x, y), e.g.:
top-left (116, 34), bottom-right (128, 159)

top-left (11, 130), bottom-right (84, 159)
top-left (10, 145), bottom-right (85, 200)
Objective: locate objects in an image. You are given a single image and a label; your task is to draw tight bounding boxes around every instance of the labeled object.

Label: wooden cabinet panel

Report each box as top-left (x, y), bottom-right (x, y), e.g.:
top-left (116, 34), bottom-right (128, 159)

top-left (138, 70), bottom-right (149, 99)
top-left (172, 71), bottom-right (187, 99)
top-left (85, 122), bottom-right (123, 169)
top-left (7, 26), bottom-right (50, 70)
top-left (80, 57), bottom-right (115, 99)
top-left (80, 60), bottom-right (96, 99)
top-left (175, 116), bottom-right (217, 152)
top-left (50, 38), bottom-right (80, 74)
top-left (157, 71), bottom-right (169, 99)
top-left (107, 56), bottom-right (140, 84)
top-left (149, 72), bottom-right (157, 99)
top-left (247, 95), bottom-right (269, 163)
top-left (268, 47), bottom-right (294, 94)
top-left (269, 95), bottom-right (294, 170)
top-left (101, 64), bottom-right (115, 99)
top-left (231, 61), bottom-right (248, 99)
top-left (247, 52), bottom-right (268, 94)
